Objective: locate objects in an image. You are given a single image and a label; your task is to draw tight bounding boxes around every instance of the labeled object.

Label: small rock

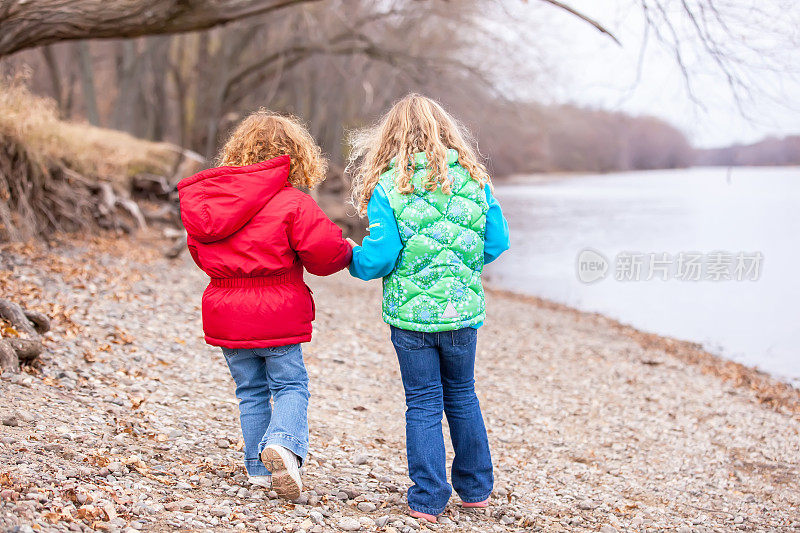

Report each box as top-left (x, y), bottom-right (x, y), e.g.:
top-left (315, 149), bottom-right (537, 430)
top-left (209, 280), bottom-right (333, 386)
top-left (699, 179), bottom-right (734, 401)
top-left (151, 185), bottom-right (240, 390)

top-left (217, 439), bottom-right (230, 449)
top-left (357, 501), bottom-right (377, 513)
top-left (353, 454), bottom-right (369, 465)
top-left (600, 526), bottom-right (618, 533)
top-left (164, 501), bottom-right (181, 512)
top-left (15, 411), bottom-right (35, 423)
top-left (102, 502), bottom-right (118, 521)
top-left (375, 516), bottom-right (390, 527)
top-left (343, 488), bottom-right (361, 499)
top-left (294, 506), bottom-right (309, 517)
top-left (337, 517), bottom-right (362, 531)
top-left (180, 500), bottom-right (195, 511)
top-left (210, 506), bottom-right (230, 517)
top-left (577, 499), bottom-right (598, 510)
top-left (2, 416), bottom-right (19, 427)
top-left (438, 516), bottom-right (452, 524)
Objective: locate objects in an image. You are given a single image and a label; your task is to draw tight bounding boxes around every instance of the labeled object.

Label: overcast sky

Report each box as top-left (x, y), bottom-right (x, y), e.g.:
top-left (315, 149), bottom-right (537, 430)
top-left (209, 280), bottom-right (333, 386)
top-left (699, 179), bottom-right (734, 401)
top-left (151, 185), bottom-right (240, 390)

top-left (525, 0), bottom-right (800, 148)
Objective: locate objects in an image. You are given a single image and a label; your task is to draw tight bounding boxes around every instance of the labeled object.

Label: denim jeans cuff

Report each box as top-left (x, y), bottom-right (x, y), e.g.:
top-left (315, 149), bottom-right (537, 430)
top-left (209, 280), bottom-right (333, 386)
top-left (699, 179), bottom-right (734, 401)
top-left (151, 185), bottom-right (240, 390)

top-left (408, 503), bottom-right (448, 516)
top-left (459, 489), bottom-right (494, 504)
top-left (244, 458), bottom-right (271, 476)
top-left (259, 433), bottom-right (308, 466)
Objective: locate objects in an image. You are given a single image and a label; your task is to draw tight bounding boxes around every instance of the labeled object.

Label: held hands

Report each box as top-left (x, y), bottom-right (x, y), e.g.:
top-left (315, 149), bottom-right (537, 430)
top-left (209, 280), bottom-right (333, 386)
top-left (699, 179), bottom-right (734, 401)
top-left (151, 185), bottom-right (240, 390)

top-left (346, 238), bottom-right (357, 248)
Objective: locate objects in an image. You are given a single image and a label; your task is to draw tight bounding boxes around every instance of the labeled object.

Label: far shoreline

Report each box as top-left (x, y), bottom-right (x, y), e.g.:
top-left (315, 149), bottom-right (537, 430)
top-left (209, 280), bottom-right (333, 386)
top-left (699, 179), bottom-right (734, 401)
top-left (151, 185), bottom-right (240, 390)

top-left (496, 164), bottom-right (800, 185)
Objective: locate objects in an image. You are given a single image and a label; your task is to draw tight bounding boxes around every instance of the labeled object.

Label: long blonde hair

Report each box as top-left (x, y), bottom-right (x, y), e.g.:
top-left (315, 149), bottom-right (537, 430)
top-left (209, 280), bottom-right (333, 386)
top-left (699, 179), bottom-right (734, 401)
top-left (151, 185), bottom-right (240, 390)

top-left (218, 109), bottom-right (327, 189)
top-left (347, 94), bottom-right (490, 216)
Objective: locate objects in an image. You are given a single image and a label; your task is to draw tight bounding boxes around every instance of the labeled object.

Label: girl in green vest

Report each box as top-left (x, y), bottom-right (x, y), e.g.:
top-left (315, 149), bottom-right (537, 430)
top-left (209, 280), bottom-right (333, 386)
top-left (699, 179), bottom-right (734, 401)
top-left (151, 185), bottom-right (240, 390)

top-left (347, 94), bottom-right (510, 522)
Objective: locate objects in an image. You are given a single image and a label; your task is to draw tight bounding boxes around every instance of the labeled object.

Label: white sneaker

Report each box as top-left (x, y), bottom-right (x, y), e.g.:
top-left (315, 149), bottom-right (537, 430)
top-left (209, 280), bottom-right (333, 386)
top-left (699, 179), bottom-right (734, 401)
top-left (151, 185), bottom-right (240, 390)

top-left (248, 475), bottom-right (271, 489)
top-left (260, 445), bottom-right (302, 499)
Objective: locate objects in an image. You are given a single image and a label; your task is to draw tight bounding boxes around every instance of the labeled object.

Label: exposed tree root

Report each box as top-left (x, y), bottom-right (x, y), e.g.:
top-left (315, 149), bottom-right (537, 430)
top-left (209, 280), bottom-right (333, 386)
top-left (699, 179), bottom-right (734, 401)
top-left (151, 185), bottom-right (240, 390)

top-left (0, 297), bottom-right (50, 373)
top-left (0, 134), bottom-right (203, 242)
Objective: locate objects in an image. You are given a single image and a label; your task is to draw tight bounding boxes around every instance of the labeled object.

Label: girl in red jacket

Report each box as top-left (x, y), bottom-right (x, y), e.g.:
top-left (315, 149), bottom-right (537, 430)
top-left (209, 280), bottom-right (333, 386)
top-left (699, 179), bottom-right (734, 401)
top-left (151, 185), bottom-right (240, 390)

top-left (178, 110), bottom-right (352, 499)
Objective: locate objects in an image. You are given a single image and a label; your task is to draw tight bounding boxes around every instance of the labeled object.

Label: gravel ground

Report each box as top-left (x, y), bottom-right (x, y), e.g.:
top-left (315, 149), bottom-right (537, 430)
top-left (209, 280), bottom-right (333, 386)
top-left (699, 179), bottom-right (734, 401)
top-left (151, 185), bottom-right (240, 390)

top-left (1, 234), bottom-right (799, 533)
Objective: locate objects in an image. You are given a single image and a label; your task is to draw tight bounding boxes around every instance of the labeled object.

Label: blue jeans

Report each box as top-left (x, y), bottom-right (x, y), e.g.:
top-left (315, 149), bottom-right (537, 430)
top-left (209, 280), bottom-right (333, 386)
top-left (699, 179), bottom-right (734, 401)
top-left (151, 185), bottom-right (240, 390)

top-left (390, 326), bottom-right (493, 515)
top-left (222, 344), bottom-right (309, 476)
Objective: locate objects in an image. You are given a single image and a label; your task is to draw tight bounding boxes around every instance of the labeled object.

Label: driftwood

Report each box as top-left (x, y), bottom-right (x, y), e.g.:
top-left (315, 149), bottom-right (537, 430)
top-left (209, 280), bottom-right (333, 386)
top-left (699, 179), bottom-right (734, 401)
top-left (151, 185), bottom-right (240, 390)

top-left (94, 181), bottom-right (147, 231)
top-left (165, 232), bottom-right (187, 259)
top-left (0, 298), bottom-right (50, 373)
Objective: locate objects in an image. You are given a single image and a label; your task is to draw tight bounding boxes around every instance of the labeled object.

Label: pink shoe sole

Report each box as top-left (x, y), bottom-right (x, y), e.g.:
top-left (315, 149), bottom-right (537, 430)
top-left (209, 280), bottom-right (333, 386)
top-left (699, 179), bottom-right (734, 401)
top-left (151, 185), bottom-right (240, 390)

top-left (409, 509), bottom-right (438, 523)
top-left (462, 498), bottom-right (489, 508)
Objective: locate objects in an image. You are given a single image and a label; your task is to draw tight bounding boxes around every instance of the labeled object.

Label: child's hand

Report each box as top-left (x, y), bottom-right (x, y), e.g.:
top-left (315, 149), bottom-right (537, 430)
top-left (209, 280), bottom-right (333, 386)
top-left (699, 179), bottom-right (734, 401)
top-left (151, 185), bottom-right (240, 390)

top-left (346, 238), bottom-right (357, 248)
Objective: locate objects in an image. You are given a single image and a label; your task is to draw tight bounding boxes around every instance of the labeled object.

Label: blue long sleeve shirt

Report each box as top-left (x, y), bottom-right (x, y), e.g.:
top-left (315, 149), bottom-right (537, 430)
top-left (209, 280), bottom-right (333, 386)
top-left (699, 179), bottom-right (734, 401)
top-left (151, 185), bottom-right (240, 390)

top-left (349, 184), bottom-right (510, 326)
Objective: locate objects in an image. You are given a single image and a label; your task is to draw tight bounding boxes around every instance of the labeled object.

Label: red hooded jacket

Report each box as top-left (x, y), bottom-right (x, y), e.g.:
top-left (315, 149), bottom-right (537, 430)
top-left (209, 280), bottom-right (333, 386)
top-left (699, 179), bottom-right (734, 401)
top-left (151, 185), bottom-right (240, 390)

top-left (178, 155), bottom-right (352, 348)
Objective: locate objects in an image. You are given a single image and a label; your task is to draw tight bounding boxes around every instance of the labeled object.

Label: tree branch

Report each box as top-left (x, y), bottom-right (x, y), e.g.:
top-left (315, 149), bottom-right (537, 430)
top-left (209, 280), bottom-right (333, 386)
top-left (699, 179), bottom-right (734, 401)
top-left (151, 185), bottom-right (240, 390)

top-left (0, 0), bottom-right (322, 57)
top-left (538, 0), bottom-right (621, 45)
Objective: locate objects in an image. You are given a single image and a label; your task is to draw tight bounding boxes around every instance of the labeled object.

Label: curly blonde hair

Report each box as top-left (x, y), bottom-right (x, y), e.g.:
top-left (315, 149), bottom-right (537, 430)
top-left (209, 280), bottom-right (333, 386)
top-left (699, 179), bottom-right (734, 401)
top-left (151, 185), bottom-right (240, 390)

top-left (218, 109), bottom-right (327, 188)
top-left (347, 94), bottom-right (490, 216)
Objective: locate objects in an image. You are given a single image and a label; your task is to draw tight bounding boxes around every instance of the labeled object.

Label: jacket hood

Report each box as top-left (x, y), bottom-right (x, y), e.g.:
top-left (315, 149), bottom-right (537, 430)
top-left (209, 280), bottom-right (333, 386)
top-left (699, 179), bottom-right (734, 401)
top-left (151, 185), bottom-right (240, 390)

top-left (177, 155), bottom-right (290, 243)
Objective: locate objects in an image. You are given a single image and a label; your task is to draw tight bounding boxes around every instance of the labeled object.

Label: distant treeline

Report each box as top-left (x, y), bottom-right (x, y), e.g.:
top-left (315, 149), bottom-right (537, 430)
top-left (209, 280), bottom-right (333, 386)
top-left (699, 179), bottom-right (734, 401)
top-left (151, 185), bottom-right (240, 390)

top-left (474, 103), bottom-right (695, 176)
top-left (474, 101), bottom-right (799, 176)
top-left (694, 136), bottom-right (800, 167)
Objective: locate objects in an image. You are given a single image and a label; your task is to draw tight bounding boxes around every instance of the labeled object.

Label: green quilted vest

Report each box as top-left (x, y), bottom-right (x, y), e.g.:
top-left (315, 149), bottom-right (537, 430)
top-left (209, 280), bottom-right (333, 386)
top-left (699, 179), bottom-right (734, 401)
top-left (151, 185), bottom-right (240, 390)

top-left (378, 149), bottom-right (489, 332)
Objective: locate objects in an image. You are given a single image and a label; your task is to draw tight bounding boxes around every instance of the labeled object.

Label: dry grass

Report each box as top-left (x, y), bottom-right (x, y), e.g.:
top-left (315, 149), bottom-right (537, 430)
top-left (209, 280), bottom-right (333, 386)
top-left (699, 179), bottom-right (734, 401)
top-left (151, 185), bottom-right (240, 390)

top-left (0, 79), bottom-right (177, 184)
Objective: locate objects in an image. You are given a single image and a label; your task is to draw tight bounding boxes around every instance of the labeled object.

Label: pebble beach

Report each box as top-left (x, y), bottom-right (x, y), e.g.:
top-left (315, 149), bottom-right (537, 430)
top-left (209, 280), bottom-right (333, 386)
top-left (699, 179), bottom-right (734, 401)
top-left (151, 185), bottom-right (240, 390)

top-left (1, 234), bottom-right (798, 532)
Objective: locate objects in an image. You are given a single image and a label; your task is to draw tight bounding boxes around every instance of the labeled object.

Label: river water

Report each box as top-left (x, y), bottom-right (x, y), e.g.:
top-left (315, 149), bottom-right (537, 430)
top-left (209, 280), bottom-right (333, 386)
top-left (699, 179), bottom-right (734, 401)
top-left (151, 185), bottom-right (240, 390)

top-left (489, 166), bottom-right (800, 385)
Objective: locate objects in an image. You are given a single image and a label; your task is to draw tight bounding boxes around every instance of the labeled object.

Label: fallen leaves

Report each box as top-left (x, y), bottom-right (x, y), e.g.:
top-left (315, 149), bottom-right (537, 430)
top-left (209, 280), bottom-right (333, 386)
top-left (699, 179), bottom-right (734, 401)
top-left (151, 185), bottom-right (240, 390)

top-left (1, 319), bottom-right (19, 338)
top-left (75, 505), bottom-right (102, 521)
top-left (110, 327), bottom-right (134, 345)
top-left (128, 394), bottom-right (146, 409)
top-left (124, 455), bottom-right (175, 485)
top-left (42, 509), bottom-right (72, 524)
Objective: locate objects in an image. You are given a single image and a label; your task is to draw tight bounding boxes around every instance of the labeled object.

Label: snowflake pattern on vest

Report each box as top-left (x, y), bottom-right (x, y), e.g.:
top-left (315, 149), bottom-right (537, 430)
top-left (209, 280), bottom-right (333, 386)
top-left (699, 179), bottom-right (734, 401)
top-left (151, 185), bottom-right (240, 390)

top-left (379, 149), bottom-right (488, 332)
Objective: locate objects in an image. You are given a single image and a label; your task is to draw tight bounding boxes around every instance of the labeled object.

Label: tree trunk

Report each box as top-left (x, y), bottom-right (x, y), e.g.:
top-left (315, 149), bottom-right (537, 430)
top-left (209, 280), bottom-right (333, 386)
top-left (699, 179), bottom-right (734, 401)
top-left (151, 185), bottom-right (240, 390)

top-left (113, 40), bottom-right (138, 132)
top-left (0, 0), bottom-right (322, 57)
top-left (40, 45), bottom-right (64, 114)
top-left (75, 41), bottom-right (100, 126)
